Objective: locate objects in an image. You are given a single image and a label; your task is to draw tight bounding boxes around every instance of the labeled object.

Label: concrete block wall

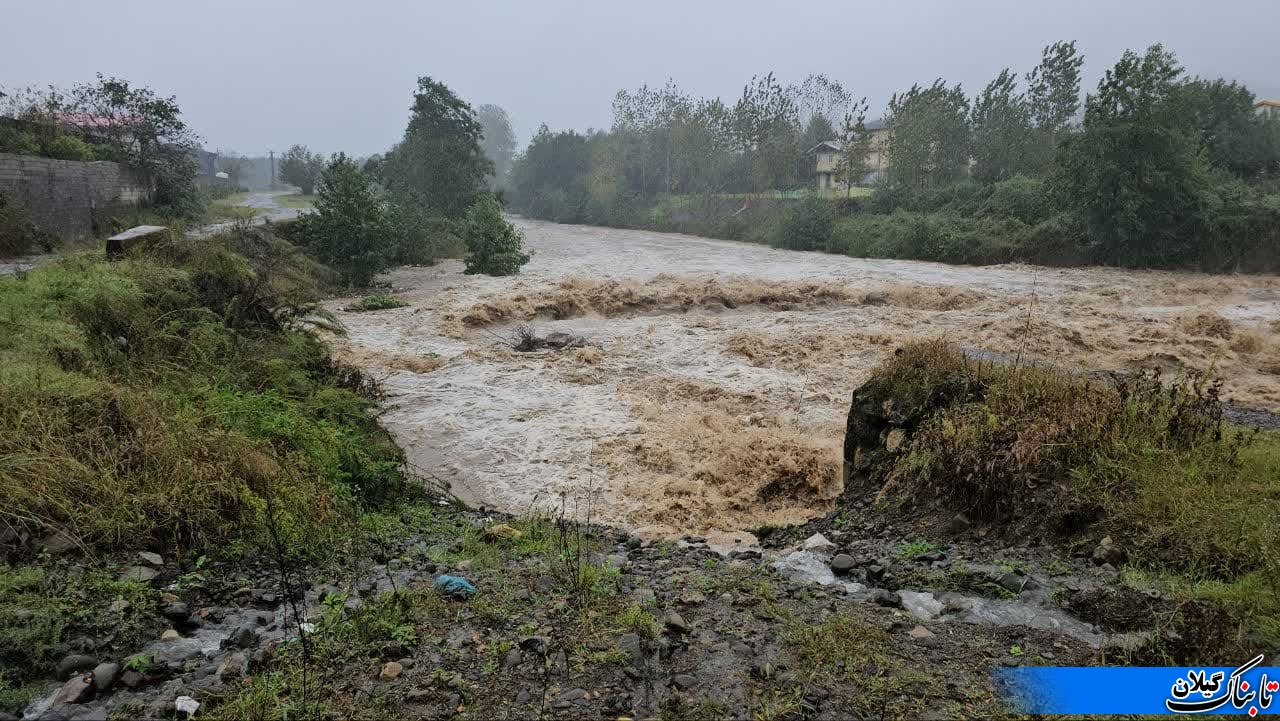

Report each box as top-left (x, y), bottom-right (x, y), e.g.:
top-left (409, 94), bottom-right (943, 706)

top-left (0, 152), bottom-right (149, 240)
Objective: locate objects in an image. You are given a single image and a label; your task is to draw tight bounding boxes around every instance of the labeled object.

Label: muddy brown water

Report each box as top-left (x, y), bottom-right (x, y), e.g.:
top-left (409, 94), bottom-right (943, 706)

top-left (330, 218), bottom-right (1280, 538)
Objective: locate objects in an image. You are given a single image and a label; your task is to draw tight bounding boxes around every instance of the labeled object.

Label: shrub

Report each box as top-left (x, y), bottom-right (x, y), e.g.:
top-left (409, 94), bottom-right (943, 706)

top-left (0, 228), bottom-right (407, 552)
top-left (43, 135), bottom-right (95, 161)
top-left (979, 175), bottom-right (1053, 225)
top-left (462, 195), bottom-right (529, 276)
top-left (0, 192), bottom-right (54, 258)
top-left (870, 342), bottom-right (1277, 584)
top-left (348, 294), bottom-right (407, 312)
top-left (772, 197), bottom-right (834, 251)
top-left (294, 154), bottom-right (394, 287)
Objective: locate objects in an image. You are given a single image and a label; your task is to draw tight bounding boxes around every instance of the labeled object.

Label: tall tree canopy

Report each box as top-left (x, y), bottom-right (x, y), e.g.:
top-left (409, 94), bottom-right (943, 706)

top-left (476, 103), bottom-right (517, 188)
top-left (383, 76), bottom-right (492, 219)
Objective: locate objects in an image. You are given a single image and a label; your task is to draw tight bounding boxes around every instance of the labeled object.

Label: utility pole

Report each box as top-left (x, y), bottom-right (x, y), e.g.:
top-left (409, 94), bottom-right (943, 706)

top-left (268, 150), bottom-right (276, 189)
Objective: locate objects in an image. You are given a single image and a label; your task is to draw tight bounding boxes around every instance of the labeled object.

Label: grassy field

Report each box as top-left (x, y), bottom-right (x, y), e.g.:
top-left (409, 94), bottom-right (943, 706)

top-left (273, 192), bottom-right (315, 209)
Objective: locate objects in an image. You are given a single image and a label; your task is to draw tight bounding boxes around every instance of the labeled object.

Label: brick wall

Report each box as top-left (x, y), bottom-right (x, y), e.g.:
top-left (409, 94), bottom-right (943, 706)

top-left (0, 153), bottom-right (149, 240)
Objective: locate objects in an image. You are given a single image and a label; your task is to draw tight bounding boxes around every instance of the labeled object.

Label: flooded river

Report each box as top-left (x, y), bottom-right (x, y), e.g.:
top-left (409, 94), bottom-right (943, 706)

top-left (330, 218), bottom-right (1280, 536)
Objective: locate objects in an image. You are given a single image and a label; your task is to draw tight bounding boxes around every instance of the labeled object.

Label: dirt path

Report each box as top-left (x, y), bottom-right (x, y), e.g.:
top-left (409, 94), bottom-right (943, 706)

top-left (331, 218), bottom-right (1280, 537)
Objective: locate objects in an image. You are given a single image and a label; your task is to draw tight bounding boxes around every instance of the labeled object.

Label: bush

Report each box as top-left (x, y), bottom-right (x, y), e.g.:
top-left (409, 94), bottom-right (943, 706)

top-left (829, 211), bottom-right (1029, 264)
top-left (348, 294), bottom-right (407, 312)
top-left (43, 135), bottom-right (95, 161)
top-left (772, 197), bottom-right (835, 251)
top-left (462, 195), bottom-right (529, 276)
top-left (294, 154), bottom-right (394, 287)
top-left (868, 342), bottom-right (1278, 584)
top-left (0, 192), bottom-right (55, 258)
top-left (0, 228), bottom-right (406, 551)
top-left (979, 175), bottom-right (1053, 225)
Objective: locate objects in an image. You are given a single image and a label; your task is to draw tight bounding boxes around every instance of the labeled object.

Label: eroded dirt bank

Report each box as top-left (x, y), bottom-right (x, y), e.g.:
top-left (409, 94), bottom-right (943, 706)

top-left (330, 218), bottom-right (1280, 535)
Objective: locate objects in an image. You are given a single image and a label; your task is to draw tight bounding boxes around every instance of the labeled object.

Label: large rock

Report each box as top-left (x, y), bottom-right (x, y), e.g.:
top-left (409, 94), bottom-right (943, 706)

top-left (55, 654), bottom-right (97, 680)
top-left (842, 351), bottom-right (967, 491)
top-left (51, 675), bottom-right (94, 706)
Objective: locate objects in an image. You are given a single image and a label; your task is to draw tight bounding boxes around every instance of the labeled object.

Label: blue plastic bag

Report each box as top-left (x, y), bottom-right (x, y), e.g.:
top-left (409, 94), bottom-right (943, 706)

top-left (433, 574), bottom-right (477, 598)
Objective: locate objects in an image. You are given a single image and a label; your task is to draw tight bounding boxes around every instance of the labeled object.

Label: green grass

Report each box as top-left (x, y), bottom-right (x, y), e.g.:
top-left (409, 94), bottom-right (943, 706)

top-left (273, 193), bottom-right (315, 210)
top-left (0, 565), bottom-right (160, 711)
top-left (0, 229), bottom-right (407, 552)
top-left (870, 341), bottom-right (1280, 649)
top-left (345, 293), bottom-right (407, 312)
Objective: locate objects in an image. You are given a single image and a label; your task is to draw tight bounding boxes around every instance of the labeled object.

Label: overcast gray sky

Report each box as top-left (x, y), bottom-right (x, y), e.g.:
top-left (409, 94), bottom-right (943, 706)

top-left (4, 0), bottom-right (1278, 157)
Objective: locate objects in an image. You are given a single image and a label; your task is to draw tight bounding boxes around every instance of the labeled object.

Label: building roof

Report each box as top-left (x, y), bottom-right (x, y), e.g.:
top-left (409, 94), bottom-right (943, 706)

top-left (807, 140), bottom-right (843, 154)
top-left (1257, 100), bottom-right (1280, 109)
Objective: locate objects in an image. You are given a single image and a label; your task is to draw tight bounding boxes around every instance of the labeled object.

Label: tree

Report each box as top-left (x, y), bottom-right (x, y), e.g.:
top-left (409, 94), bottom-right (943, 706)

top-left (970, 69), bottom-right (1034, 183)
top-left (835, 98), bottom-right (873, 192)
top-left (1051, 44), bottom-right (1211, 267)
top-left (462, 195), bottom-right (529, 276)
top-left (733, 73), bottom-right (801, 192)
top-left (383, 76), bottom-right (492, 219)
top-left (1026, 41), bottom-right (1085, 170)
top-left (216, 150), bottom-right (250, 188)
top-left (885, 80), bottom-right (971, 190)
top-left (475, 104), bottom-right (517, 189)
top-left (279, 144), bottom-right (325, 195)
top-left (295, 154), bottom-right (393, 286)
top-left (507, 124), bottom-right (593, 222)
top-left (1175, 78), bottom-right (1280, 179)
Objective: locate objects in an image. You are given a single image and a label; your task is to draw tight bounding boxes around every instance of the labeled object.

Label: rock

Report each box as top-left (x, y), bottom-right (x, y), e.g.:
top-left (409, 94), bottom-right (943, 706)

top-left (109, 599), bottom-right (131, 614)
top-left (942, 513), bottom-right (972, 534)
top-left (502, 648), bottom-right (522, 670)
top-left (664, 611), bottom-right (690, 634)
top-left (771, 551), bottom-right (837, 586)
top-left (52, 674), bottom-right (94, 705)
top-left (55, 654), bottom-right (98, 680)
top-left (91, 662), bottom-right (119, 692)
top-left (557, 688), bottom-right (586, 704)
top-left (802, 533), bottom-right (836, 552)
top-left (729, 549), bottom-right (761, 560)
top-left (119, 669), bottom-right (148, 688)
top-left (865, 564), bottom-right (886, 583)
top-left (633, 588), bottom-right (656, 604)
top-left (1092, 537), bottom-right (1124, 566)
top-left (535, 575), bottom-right (556, 593)
top-left (671, 674), bottom-right (697, 689)
top-left (380, 661), bottom-right (403, 680)
top-left (870, 589), bottom-right (902, 608)
top-left (160, 629), bottom-right (181, 642)
top-left (618, 633), bottom-right (644, 666)
top-left (162, 602), bottom-right (190, 622)
top-left (119, 566), bottom-right (159, 583)
top-left (996, 572), bottom-right (1028, 594)
top-left (217, 652), bottom-right (247, 680)
top-left (829, 554), bottom-right (857, 576)
top-left (174, 695), bottom-right (200, 719)
top-left (908, 625), bottom-right (935, 641)
top-left (898, 590), bottom-right (945, 621)
top-left (224, 623), bottom-right (258, 649)
top-left (916, 551), bottom-right (946, 563)
top-left (884, 428), bottom-right (907, 452)
top-left (515, 689), bottom-right (531, 704)
top-left (137, 551), bottom-right (163, 566)
top-left (483, 524), bottom-right (523, 540)
top-left (604, 554), bottom-right (629, 571)
top-left (40, 530), bottom-right (79, 556)
top-left (518, 636), bottom-right (549, 656)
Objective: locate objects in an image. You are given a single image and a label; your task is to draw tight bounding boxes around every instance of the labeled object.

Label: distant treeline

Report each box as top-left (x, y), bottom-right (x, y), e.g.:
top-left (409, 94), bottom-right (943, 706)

top-left (506, 42), bottom-right (1280, 272)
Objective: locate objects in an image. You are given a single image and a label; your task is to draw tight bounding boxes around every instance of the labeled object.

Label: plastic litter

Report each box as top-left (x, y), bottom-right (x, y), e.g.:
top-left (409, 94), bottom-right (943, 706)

top-left (433, 574), bottom-right (477, 597)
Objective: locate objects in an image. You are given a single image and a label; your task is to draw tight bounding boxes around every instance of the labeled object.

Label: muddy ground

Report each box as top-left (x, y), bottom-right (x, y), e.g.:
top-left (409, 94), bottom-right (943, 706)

top-left (331, 218), bottom-right (1280, 537)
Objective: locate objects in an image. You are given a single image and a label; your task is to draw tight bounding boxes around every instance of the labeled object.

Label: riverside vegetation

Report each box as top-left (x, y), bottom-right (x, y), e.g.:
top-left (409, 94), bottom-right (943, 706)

top-left (506, 42), bottom-right (1280, 273)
